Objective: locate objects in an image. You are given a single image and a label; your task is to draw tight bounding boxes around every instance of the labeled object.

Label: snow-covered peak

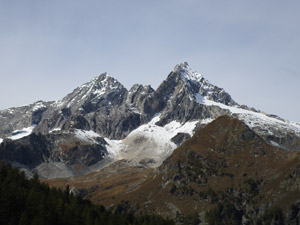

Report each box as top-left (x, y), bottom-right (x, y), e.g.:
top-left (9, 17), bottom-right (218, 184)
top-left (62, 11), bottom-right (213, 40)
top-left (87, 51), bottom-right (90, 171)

top-left (80, 73), bottom-right (126, 104)
top-left (174, 62), bottom-right (204, 84)
top-left (55, 72), bottom-right (126, 109)
top-left (82, 72), bottom-right (121, 92)
top-left (170, 62), bottom-right (237, 106)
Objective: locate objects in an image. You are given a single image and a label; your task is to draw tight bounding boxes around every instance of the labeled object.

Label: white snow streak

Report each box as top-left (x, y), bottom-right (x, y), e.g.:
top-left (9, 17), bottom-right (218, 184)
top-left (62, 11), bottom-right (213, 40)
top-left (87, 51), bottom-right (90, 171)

top-left (9, 125), bottom-right (36, 140)
top-left (50, 127), bottom-right (61, 133)
top-left (195, 94), bottom-right (300, 134)
top-left (270, 140), bottom-right (280, 147)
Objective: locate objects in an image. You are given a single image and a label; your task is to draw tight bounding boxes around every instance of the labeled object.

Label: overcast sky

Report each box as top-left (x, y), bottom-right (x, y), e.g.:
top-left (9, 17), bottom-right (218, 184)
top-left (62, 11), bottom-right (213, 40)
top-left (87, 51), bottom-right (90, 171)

top-left (0, 0), bottom-right (299, 122)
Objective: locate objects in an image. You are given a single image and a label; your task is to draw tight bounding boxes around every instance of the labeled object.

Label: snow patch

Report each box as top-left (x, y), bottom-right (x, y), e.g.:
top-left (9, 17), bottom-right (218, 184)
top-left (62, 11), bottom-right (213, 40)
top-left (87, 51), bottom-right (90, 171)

top-left (9, 125), bottom-right (36, 140)
top-left (270, 140), bottom-right (280, 147)
top-left (50, 127), bottom-right (61, 133)
top-left (164, 120), bottom-right (199, 137)
top-left (74, 129), bottom-right (101, 144)
top-left (200, 118), bottom-right (213, 124)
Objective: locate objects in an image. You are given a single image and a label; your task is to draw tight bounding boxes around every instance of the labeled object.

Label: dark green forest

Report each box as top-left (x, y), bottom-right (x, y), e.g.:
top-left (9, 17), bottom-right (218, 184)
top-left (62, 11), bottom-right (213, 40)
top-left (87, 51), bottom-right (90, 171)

top-left (0, 161), bottom-right (174, 225)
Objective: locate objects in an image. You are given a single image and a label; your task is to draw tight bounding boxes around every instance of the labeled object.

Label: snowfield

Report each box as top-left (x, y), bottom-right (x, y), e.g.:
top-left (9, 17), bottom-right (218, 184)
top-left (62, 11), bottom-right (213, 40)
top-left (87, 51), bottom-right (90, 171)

top-left (104, 115), bottom-right (206, 166)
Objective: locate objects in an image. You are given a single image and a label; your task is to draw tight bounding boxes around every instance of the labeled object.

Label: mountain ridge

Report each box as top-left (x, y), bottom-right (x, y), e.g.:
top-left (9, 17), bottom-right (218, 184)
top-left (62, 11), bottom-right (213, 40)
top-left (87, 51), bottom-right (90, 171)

top-left (0, 62), bottom-right (299, 178)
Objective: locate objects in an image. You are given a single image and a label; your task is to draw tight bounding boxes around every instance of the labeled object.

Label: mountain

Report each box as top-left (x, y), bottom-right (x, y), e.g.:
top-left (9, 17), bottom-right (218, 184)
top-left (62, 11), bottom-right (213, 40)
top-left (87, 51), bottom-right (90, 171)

top-left (0, 62), bottom-right (299, 177)
top-left (1, 62), bottom-right (300, 224)
top-left (46, 116), bottom-right (300, 224)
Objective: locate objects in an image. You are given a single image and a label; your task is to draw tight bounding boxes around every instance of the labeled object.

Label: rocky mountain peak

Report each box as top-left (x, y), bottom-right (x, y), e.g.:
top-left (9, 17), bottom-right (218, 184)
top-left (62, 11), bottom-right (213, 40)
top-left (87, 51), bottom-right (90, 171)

top-left (174, 62), bottom-right (204, 84)
top-left (91, 72), bottom-right (119, 86)
top-left (159, 62), bottom-right (237, 108)
top-left (173, 61), bottom-right (189, 72)
top-left (92, 72), bottom-right (111, 80)
top-left (83, 72), bottom-right (124, 95)
top-left (55, 72), bottom-right (126, 112)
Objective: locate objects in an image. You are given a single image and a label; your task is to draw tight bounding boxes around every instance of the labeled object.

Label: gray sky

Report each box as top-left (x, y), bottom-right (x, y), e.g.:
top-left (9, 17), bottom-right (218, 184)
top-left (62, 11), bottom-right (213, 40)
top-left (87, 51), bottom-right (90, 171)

top-left (0, 0), bottom-right (300, 122)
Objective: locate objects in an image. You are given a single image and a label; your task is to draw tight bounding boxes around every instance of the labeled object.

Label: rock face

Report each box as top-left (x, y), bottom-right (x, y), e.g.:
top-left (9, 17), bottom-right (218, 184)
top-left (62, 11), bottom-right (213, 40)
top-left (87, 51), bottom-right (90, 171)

top-left (171, 133), bottom-right (191, 146)
top-left (155, 62), bottom-right (235, 126)
top-left (34, 74), bottom-right (141, 139)
top-left (0, 62), bottom-right (299, 178)
top-left (0, 133), bottom-right (50, 168)
top-left (28, 74), bottom-right (165, 140)
top-left (0, 101), bottom-right (52, 137)
top-left (0, 130), bottom-right (107, 171)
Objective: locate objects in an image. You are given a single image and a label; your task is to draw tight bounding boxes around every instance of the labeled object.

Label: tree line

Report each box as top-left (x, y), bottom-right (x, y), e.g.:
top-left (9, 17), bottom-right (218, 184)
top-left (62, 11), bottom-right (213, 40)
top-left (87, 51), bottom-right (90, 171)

top-left (0, 161), bottom-right (174, 225)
